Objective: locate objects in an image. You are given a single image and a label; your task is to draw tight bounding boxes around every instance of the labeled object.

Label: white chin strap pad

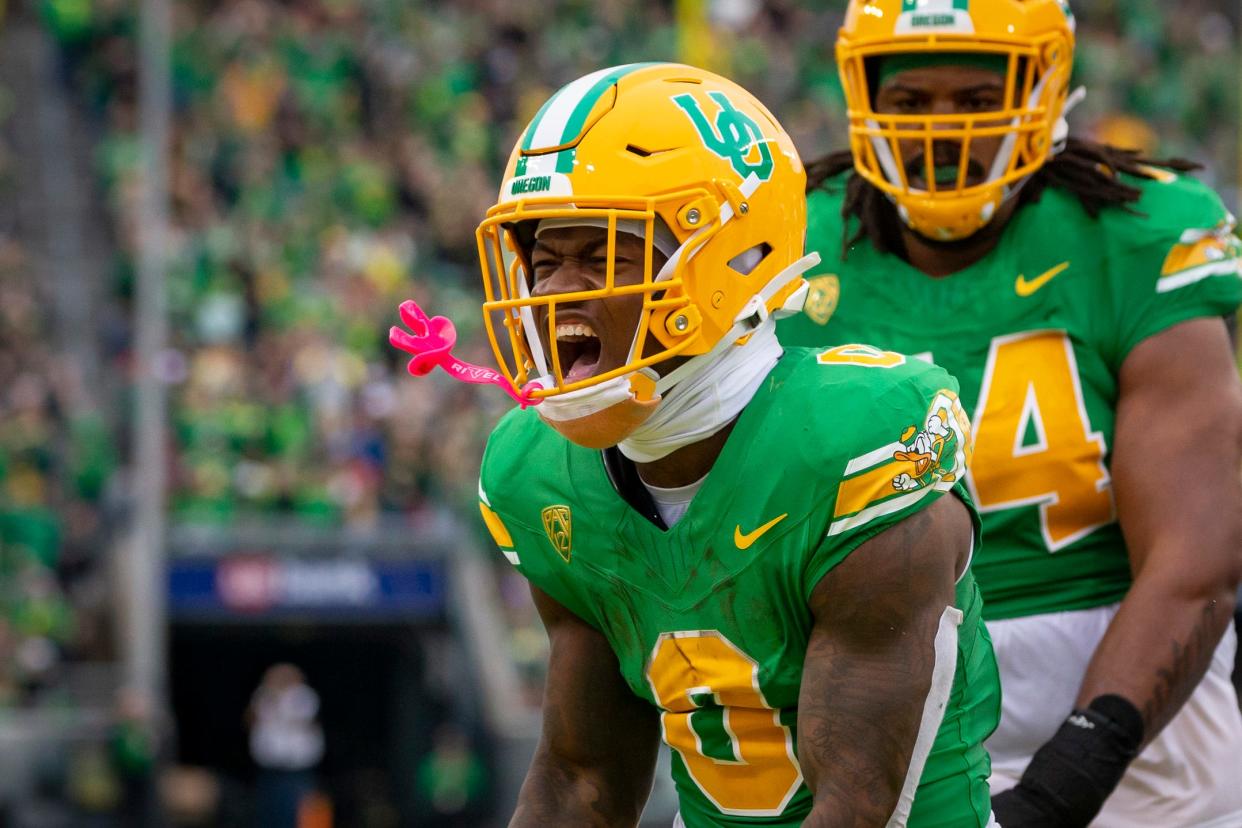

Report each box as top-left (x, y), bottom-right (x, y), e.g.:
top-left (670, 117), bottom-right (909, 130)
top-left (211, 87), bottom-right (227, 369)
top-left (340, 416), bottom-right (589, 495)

top-left (534, 368), bottom-right (659, 422)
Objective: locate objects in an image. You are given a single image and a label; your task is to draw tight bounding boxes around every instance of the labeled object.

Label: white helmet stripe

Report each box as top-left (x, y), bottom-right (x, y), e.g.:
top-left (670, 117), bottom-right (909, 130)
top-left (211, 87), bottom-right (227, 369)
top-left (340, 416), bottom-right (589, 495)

top-left (523, 64), bottom-right (651, 152)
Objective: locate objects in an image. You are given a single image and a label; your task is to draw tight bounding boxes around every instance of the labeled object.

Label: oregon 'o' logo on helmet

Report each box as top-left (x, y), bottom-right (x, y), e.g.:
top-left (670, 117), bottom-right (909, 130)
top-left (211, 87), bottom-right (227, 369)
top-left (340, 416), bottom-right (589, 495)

top-left (672, 91), bottom-right (774, 182)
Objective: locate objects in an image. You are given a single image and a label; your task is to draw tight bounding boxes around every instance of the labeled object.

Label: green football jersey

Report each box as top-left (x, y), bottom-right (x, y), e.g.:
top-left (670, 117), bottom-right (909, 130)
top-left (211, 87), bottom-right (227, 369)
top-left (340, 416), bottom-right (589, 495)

top-left (478, 348), bottom-right (1000, 828)
top-left (780, 169), bottom-right (1242, 621)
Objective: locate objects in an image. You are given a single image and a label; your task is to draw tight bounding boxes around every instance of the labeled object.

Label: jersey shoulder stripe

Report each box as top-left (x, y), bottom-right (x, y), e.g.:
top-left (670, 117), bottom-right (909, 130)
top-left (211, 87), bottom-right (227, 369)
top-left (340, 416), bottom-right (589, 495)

top-left (828, 388), bottom-right (972, 537)
top-left (1156, 219), bottom-right (1242, 294)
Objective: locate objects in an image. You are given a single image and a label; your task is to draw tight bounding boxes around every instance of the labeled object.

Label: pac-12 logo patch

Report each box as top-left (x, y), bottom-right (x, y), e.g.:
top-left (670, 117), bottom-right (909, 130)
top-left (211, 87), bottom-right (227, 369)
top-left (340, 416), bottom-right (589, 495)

top-left (672, 91), bottom-right (774, 182)
top-left (541, 505), bottom-right (573, 563)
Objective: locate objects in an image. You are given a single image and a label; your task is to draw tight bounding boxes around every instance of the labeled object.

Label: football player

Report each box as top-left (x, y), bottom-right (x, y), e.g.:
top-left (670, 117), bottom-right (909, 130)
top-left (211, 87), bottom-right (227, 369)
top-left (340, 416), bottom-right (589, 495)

top-left (777, 2), bottom-right (1242, 826)
top-left (401, 63), bottom-right (1003, 826)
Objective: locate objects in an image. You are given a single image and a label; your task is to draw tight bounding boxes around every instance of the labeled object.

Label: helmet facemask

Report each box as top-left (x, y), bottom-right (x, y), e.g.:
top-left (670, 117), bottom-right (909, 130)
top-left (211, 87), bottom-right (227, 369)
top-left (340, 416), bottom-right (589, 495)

top-left (837, 7), bottom-right (1074, 241)
top-left (476, 192), bottom-right (720, 402)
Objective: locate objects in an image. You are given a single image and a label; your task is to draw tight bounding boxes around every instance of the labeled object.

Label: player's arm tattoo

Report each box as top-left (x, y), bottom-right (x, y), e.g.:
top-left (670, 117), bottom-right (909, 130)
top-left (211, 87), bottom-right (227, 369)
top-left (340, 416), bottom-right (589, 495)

top-left (1141, 601), bottom-right (1227, 730)
top-left (798, 495), bottom-right (971, 827)
top-left (1078, 316), bottom-right (1242, 743)
top-left (509, 585), bottom-right (660, 828)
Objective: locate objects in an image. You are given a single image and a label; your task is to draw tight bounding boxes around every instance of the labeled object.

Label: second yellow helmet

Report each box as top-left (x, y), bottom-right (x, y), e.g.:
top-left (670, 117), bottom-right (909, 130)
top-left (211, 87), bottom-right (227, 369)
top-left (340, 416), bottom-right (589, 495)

top-left (837, 0), bottom-right (1076, 241)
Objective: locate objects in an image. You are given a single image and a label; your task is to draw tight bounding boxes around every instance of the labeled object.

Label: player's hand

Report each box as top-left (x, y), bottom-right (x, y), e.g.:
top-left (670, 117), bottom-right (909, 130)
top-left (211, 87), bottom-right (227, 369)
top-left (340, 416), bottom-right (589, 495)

top-left (991, 785), bottom-right (1065, 827)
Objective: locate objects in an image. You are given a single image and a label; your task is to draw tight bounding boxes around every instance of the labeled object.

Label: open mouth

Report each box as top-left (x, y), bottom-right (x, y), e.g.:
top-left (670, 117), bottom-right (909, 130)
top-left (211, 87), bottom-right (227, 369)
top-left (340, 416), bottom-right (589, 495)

top-left (554, 322), bottom-right (603, 383)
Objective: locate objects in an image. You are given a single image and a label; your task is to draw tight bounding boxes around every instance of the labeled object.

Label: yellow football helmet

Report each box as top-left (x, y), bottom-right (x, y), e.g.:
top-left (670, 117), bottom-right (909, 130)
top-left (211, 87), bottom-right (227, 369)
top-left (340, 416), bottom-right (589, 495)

top-left (837, 0), bottom-right (1076, 240)
top-left (476, 63), bottom-right (810, 446)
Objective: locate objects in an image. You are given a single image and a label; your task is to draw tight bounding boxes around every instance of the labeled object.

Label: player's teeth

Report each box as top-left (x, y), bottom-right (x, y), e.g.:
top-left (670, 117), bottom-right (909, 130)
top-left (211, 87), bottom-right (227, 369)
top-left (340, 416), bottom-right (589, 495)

top-left (556, 323), bottom-right (597, 339)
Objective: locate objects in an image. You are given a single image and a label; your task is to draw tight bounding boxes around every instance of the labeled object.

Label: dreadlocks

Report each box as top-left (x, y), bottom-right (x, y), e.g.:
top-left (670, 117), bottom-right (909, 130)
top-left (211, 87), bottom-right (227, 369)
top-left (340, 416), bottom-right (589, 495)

top-left (806, 138), bottom-right (1203, 259)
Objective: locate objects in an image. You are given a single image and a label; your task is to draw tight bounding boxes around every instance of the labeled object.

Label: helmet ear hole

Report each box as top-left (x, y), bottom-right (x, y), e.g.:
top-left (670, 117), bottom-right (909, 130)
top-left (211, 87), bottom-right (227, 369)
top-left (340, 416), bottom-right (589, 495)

top-left (727, 242), bottom-right (772, 276)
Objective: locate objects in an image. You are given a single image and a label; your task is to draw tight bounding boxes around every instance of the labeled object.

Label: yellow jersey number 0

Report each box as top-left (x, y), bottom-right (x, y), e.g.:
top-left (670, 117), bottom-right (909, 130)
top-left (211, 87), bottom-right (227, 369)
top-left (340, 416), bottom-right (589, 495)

top-left (646, 631), bottom-right (802, 817)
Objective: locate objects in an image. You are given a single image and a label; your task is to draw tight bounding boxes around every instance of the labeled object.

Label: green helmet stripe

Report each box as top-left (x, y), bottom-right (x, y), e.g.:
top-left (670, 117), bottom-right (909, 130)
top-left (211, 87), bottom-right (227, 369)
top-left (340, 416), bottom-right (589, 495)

top-left (556, 63), bottom-right (656, 147)
top-left (519, 62), bottom-right (660, 162)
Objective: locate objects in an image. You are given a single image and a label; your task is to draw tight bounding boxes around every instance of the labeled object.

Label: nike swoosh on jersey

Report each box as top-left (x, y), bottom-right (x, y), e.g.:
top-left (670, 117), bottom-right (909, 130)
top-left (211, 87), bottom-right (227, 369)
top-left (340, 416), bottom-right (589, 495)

top-left (1015, 261), bottom-right (1071, 297)
top-left (734, 513), bottom-right (788, 550)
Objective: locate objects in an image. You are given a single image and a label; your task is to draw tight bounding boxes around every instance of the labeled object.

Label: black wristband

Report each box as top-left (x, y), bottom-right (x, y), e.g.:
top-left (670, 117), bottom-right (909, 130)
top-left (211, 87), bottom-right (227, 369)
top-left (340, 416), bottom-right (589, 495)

top-left (1009, 694), bottom-right (1145, 827)
top-left (1084, 694), bottom-right (1144, 753)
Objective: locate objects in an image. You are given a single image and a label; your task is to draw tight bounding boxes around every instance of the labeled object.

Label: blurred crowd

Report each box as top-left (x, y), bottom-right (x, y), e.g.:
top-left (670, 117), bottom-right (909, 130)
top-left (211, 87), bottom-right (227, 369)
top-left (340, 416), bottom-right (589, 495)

top-left (0, 0), bottom-right (1235, 712)
top-left (1075, 0), bottom-right (1240, 203)
top-left (0, 64), bottom-right (115, 708)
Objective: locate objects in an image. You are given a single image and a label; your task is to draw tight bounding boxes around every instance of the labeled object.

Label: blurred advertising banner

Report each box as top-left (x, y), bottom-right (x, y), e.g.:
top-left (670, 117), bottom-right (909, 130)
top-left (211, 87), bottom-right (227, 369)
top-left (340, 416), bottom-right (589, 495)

top-left (168, 556), bottom-right (446, 621)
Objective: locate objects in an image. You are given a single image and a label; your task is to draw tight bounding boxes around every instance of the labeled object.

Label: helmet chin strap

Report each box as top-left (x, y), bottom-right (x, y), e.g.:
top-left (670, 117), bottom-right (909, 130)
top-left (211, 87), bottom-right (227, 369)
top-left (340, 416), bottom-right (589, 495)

top-left (515, 252), bottom-right (550, 380)
top-left (532, 368), bottom-right (660, 423)
top-left (619, 321), bottom-right (781, 464)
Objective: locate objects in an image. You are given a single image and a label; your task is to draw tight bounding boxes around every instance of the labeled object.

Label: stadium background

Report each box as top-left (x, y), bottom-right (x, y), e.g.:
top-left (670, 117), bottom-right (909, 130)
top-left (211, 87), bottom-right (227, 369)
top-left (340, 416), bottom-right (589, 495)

top-left (0, 0), bottom-right (1237, 824)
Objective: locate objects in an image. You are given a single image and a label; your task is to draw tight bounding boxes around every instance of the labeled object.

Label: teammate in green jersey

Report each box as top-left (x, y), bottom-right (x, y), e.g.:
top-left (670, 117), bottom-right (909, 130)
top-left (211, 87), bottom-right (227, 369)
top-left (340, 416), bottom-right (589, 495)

top-left (392, 63), bottom-right (1003, 826)
top-left (777, 2), bottom-right (1242, 826)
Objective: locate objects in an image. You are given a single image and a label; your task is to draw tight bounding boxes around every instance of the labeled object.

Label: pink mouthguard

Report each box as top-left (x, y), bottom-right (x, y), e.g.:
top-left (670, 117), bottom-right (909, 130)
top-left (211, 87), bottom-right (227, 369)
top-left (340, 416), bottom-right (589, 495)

top-left (389, 299), bottom-right (541, 408)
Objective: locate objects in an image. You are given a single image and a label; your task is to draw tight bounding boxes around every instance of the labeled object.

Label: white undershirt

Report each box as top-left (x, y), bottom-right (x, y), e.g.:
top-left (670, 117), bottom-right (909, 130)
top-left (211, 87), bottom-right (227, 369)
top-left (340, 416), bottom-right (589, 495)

top-left (641, 475), bottom-right (707, 528)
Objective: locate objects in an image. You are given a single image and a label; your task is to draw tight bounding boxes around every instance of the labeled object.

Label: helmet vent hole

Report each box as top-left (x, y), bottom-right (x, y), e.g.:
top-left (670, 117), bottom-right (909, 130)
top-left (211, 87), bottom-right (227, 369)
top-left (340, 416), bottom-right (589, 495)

top-left (626, 144), bottom-right (675, 158)
top-left (727, 243), bottom-right (772, 276)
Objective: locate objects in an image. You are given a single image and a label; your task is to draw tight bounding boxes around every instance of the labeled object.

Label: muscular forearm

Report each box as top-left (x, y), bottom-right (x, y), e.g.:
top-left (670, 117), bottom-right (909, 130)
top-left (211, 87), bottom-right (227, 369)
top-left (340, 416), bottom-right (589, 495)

top-left (1076, 565), bottom-right (1237, 746)
top-left (798, 598), bottom-right (937, 825)
top-left (994, 571), bottom-right (1235, 826)
top-left (800, 498), bottom-right (968, 826)
top-left (1099, 317), bottom-right (1242, 747)
top-left (510, 747), bottom-right (644, 828)
top-left (799, 636), bottom-right (937, 827)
